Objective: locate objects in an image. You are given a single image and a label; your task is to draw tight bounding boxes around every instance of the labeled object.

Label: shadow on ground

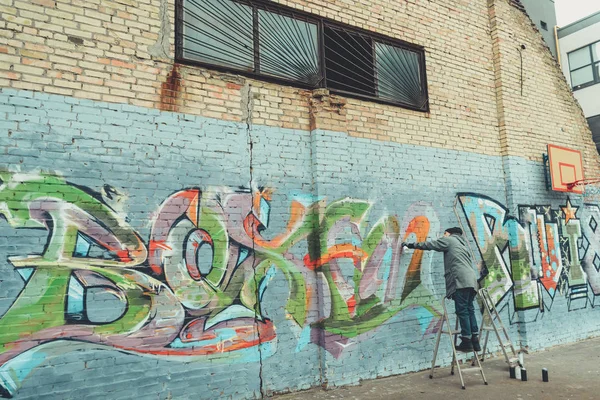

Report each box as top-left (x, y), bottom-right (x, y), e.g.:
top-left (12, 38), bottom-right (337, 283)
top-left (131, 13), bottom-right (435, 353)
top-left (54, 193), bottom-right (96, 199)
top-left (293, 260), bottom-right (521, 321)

top-left (273, 336), bottom-right (600, 400)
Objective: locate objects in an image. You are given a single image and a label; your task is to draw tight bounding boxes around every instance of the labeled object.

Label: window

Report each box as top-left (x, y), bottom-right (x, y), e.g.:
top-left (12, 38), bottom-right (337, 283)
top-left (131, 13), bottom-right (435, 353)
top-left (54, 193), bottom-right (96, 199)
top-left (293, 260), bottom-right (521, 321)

top-left (324, 26), bottom-right (376, 97)
top-left (588, 115), bottom-right (600, 155)
top-left (181, 0), bottom-right (254, 70)
top-left (176, 0), bottom-right (429, 111)
top-left (540, 21), bottom-right (548, 31)
top-left (567, 41), bottom-right (600, 90)
top-left (323, 24), bottom-right (427, 108)
top-left (258, 10), bottom-right (320, 85)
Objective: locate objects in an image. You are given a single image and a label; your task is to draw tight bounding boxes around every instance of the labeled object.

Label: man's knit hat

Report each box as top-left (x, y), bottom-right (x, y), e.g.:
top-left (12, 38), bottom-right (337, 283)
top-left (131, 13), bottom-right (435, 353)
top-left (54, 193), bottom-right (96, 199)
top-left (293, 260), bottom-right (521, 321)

top-left (445, 227), bottom-right (463, 235)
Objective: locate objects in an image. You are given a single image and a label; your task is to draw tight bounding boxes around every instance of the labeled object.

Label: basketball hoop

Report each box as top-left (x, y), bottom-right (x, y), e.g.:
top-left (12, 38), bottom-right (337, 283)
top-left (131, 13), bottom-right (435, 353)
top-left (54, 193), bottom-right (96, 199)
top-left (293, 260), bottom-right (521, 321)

top-left (545, 144), bottom-right (586, 194)
top-left (566, 178), bottom-right (600, 191)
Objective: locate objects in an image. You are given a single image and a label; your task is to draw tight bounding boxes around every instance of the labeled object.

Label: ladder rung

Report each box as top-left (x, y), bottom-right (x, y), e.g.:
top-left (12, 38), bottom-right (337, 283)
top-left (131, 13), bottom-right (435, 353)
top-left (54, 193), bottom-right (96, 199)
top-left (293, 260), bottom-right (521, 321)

top-left (444, 330), bottom-right (461, 335)
top-left (508, 357), bottom-right (520, 363)
top-left (459, 367), bottom-right (483, 372)
top-left (481, 327), bottom-right (495, 331)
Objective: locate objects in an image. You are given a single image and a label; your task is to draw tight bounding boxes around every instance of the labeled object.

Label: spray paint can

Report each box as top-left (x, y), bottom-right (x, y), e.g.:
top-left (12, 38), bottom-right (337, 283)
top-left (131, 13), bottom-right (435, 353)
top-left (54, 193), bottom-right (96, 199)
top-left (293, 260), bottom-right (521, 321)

top-left (521, 368), bottom-right (528, 381)
top-left (542, 368), bottom-right (549, 382)
top-left (509, 366), bottom-right (516, 379)
top-left (515, 366), bottom-right (521, 380)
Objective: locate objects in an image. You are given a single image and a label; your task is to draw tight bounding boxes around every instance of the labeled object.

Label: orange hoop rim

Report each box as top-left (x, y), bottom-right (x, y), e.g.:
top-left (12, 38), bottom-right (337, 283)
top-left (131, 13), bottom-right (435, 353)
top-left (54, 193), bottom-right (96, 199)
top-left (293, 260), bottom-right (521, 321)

top-left (566, 178), bottom-right (600, 190)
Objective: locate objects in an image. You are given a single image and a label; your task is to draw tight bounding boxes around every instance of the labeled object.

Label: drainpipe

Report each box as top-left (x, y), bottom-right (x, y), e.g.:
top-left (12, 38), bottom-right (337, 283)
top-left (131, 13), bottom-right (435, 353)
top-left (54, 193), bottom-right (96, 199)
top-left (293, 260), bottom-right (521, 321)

top-left (554, 25), bottom-right (561, 67)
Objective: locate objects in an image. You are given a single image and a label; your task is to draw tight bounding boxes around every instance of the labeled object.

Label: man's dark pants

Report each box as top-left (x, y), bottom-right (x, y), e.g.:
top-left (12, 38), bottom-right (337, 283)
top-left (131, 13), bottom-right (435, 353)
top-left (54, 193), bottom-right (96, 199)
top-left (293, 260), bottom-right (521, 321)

top-left (453, 288), bottom-right (478, 338)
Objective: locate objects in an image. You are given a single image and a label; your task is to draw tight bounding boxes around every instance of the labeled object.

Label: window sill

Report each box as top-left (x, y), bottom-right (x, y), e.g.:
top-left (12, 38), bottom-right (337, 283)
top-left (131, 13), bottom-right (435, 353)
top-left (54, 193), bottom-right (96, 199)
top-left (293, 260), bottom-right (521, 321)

top-left (572, 81), bottom-right (600, 91)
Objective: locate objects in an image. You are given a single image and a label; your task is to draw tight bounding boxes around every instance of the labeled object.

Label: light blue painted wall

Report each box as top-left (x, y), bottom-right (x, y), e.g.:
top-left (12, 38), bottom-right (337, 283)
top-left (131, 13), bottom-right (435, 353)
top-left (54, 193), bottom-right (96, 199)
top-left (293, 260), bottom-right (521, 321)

top-left (0, 88), bottom-right (599, 399)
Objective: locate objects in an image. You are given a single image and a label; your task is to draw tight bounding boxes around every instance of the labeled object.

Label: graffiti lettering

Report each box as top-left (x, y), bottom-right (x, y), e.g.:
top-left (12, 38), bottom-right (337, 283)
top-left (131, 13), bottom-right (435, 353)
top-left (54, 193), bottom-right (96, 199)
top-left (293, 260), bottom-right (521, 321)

top-left (0, 172), bottom-right (441, 396)
top-left (2, 173), bottom-right (598, 397)
top-left (458, 194), bottom-right (599, 312)
top-left (456, 194), bottom-right (538, 309)
top-left (581, 204), bottom-right (600, 296)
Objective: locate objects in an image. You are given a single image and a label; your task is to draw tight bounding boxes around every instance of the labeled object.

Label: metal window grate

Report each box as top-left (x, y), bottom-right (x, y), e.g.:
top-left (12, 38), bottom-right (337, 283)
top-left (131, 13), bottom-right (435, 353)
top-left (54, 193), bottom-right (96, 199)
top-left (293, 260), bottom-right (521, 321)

top-left (375, 42), bottom-right (426, 108)
top-left (324, 25), bottom-right (376, 97)
top-left (182, 0), bottom-right (255, 70)
top-left (258, 9), bottom-right (321, 85)
top-left (176, 0), bottom-right (429, 111)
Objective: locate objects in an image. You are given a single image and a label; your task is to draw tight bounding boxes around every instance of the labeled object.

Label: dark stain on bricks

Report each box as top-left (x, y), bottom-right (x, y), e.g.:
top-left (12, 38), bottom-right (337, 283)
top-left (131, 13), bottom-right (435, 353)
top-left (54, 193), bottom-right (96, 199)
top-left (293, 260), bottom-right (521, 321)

top-left (67, 36), bottom-right (84, 46)
top-left (160, 64), bottom-right (182, 112)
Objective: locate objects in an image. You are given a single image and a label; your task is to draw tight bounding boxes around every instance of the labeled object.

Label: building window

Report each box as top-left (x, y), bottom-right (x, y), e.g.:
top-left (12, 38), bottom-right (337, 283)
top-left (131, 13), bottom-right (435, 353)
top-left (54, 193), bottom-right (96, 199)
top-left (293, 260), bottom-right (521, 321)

top-left (258, 10), bottom-right (320, 85)
top-left (567, 41), bottom-right (600, 90)
top-left (589, 115), bottom-right (600, 155)
top-left (181, 0), bottom-right (255, 71)
top-left (324, 25), bottom-right (376, 97)
top-left (540, 21), bottom-right (548, 31)
top-left (176, 0), bottom-right (429, 111)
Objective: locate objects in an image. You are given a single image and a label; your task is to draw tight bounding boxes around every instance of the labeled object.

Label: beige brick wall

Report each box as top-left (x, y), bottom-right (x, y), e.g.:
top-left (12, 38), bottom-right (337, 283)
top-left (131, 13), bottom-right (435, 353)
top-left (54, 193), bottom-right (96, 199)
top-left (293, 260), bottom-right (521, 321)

top-left (0, 0), bottom-right (597, 167)
top-left (488, 0), bottom-right (600, 178)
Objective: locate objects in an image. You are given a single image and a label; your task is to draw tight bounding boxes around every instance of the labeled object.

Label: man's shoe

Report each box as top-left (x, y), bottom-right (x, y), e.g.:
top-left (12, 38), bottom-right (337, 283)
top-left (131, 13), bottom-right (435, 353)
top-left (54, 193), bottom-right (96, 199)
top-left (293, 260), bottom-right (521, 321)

top-left (472, 335), bottom-right (481, 352)
top-left (456, 338), bottom-right (474, 352)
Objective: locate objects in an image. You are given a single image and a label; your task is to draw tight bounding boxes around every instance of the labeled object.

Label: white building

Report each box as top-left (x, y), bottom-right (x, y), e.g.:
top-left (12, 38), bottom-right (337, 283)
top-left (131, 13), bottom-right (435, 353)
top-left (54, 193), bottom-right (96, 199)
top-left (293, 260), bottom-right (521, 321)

top-left (558, 11), bottom-right (600, 154)
top-left (520, 0), bottom-right (558, 57)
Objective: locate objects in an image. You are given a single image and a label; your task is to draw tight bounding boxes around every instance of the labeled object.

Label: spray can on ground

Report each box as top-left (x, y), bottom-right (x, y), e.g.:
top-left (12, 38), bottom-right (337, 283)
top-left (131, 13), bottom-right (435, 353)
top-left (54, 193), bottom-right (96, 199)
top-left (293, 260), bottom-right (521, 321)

top-left (542, 368), bottom-right (549, 382)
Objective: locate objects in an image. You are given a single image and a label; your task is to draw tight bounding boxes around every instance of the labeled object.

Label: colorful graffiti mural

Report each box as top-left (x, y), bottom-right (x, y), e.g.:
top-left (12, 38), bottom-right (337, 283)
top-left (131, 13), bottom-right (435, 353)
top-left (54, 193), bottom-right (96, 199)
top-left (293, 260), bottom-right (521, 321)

top-left (457, 194), bottom-right (600, 313)
top-left (0, 171), bottom-right (442, 397)
top-left (1, 172), bottom-right (599, 397)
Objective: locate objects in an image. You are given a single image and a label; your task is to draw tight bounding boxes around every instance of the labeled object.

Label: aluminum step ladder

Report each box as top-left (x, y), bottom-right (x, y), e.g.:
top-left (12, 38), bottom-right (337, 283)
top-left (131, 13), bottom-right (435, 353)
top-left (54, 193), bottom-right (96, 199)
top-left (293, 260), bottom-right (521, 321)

top-left (429, 297), bottom-right (487, 389)
top-left (478, 288), bottom-right (519, 367)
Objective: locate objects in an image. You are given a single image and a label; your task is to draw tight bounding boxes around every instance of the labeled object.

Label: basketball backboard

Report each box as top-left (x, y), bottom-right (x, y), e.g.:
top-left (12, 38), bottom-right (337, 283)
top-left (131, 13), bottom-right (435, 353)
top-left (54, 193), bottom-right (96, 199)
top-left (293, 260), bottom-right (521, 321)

top-left (547, 144), bottom-right (585, 194)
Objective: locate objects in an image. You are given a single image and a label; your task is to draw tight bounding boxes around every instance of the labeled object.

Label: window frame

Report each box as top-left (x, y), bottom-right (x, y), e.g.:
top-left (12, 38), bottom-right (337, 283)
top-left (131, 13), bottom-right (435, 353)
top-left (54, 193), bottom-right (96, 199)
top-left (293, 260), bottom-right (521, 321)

top-left (588, 114), bottom-right (600, 155)
top-left (175, 0), bottom-right (429, 112)
top-left (567, 40), bottom-right (600, 91)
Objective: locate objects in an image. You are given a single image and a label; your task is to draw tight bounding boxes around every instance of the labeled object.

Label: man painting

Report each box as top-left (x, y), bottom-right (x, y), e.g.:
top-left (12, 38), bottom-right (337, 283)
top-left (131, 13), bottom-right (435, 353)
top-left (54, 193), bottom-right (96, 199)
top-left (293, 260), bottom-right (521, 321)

top-left (403, 227), bottom-right (480, 352)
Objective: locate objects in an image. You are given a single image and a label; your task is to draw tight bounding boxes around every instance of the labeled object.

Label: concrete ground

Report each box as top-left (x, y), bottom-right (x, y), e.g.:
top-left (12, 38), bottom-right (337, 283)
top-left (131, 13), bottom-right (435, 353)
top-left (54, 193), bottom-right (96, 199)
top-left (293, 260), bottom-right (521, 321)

top-left (274, 336), bottom-right (600, 399)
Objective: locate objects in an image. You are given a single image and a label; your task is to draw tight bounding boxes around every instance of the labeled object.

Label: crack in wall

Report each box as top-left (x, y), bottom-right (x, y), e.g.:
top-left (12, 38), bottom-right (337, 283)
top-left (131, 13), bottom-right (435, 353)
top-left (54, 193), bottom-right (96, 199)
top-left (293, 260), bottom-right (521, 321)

top-left (148, 0), bottom-right (171, 59)
top-left (244, 83), bottom-right (266, 398)
top-left (307, 91), bottom-right (329, 390)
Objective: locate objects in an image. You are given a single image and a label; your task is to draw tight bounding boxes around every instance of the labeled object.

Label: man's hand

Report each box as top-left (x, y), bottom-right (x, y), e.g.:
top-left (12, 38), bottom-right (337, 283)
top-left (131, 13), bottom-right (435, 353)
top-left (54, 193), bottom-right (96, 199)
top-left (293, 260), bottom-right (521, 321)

top-left (402, 242), bottom-right (415, 249)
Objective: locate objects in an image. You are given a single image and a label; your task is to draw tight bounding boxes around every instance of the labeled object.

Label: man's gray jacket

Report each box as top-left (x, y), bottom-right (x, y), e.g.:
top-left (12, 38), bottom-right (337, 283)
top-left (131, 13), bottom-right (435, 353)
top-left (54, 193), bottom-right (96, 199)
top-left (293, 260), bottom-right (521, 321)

top-left (413, 234), bottom-right (478, 298)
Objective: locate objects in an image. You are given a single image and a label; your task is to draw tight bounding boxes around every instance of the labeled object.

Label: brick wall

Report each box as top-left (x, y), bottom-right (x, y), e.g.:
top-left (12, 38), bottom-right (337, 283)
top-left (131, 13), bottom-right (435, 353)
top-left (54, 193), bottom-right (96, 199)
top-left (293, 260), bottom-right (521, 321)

top-left (0, 0), bottom-right (599, 398)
